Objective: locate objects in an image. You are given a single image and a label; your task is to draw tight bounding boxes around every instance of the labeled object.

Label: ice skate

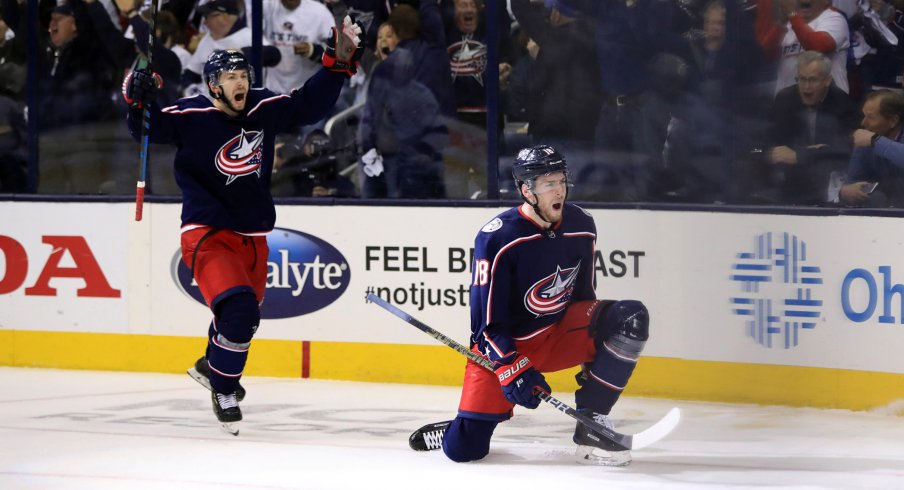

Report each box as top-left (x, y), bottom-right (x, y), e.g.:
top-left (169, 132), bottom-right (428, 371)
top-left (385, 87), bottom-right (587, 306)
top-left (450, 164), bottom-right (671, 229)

top-left (409, 420), bottom-right (450, 451)
top-left (573, 412), bottom-right (632, 466)
top-left (212, 391), bottom-right (242, 436)
top-left (188, 356), bottom-right (246, 402)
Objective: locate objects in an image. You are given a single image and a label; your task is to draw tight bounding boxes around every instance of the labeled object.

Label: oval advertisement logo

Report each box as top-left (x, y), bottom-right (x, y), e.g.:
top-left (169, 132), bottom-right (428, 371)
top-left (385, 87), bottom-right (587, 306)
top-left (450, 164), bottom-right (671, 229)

top-left (172, 228), bottom-right (351, 319)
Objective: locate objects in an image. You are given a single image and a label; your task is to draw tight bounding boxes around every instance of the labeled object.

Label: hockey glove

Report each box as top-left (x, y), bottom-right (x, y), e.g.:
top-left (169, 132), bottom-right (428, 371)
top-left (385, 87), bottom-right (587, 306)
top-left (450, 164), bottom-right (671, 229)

top-left (322, 15), bottom-right (364, 77)
top-left (494, 353), bottom-right (550, 409)
top-left (122, 68), bottom-right (162, 109)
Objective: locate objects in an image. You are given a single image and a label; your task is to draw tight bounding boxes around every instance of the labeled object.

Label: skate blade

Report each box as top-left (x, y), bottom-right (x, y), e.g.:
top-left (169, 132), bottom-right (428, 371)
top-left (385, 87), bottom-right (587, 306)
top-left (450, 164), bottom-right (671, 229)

top-left (187, 367), bottom-right (213, 391)
top-left (575, 445), bottom-right (631, 467)
top-left (219, 421), bottom-right (240, 436)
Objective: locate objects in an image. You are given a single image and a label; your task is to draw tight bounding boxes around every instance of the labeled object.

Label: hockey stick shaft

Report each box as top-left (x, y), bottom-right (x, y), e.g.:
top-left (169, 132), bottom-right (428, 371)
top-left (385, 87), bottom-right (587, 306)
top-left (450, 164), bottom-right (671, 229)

top-left (135, 0), bottom-right (161, 222)
top-left (366, 293), bottom-right (634, 450)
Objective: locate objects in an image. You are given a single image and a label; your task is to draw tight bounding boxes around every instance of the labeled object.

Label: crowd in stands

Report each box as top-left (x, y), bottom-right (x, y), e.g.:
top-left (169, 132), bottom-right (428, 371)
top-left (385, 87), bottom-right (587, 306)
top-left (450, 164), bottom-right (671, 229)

top-left (2, 0), bottom-right (904, 207)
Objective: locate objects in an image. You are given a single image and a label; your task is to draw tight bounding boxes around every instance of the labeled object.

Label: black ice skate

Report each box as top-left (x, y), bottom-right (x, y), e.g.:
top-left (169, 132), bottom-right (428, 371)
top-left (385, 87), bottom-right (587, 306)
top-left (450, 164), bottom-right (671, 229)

top-left (187, 356), bottom-right (246, 402)
top-left (573, 412), bottom-right (632, 466)
top-left (211, 391), bottom-right (242, 436)
top-left (409, 420), bottom-right (451, 451)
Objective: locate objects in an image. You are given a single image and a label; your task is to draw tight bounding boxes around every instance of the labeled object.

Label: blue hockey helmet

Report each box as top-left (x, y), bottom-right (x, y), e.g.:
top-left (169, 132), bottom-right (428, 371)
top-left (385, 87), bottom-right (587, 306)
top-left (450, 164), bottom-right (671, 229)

top-left (203, 49), bottom-right (254, 93)
top-left (512, 144), bottom-right (568, 191)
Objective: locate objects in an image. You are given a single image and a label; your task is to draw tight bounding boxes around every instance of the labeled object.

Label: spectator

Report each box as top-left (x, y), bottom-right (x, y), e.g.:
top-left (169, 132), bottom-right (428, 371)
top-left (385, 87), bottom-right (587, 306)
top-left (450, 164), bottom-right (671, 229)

top-left (358, 1), bottom-right (453, 198)
top-left (509, 0), bottom-right (600, 145)
top-left (764, 51), bottom-right (858, 204)
top-left (839, 89), bottom-right (904, 205)
top-left (756, 0), bottom-right (850, 94)
top-left (1, 0), bottom-right (118, 129)
top-left (0, 63), bottom-right (24, 193)
top-left (501, 26), bottom-right (536, 124)
top-left (182, 0), bottom-right (282, 96)
top-left (374, 20), bottom-right (398, 61)
top-left (273, 129), bottom-right (356, 197)
top-left (683, 0), bottom-right (764, 89)
top-left (855, 0), bottom-right (904, 92)
top-left (0, 16), bottom-right (24, 79)
top-left (83, 0), bottom-right (182, 105)
top-left (389, 1), bottom-right (455, 116)
top-left (508, 0), bottom-right (603, 199)
top-left (262, 0), bottom-right (335, 94)
top-left (0, 13), bottom-right (24, 192)
top-left (442, 0), bottom-right (512, 127)
top-left (156, 9), bottom-right (193, 73)
top-left (657, 0), bottom-right (769, 204)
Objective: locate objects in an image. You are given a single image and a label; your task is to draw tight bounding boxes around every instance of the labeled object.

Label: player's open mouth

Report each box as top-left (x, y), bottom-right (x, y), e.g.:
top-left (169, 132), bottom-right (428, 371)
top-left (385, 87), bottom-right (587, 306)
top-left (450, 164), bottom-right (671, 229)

top-left (552, 203), bottom-right (562, 210)
top-left (235, 93), bottom-right (246, 102)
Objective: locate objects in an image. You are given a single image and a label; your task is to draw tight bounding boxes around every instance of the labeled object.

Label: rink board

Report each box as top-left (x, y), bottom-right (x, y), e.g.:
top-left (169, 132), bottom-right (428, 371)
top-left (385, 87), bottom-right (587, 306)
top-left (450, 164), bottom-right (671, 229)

top-left (2, 201), bottom-right (904, 410)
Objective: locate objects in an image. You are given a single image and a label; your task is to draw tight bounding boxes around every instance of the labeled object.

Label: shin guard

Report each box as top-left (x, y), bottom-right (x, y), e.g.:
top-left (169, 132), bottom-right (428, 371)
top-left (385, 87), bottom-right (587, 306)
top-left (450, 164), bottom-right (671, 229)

top-left (577, 300), bottom-right (649, 414)
top-left (206, 293), bottom-right (259, 394)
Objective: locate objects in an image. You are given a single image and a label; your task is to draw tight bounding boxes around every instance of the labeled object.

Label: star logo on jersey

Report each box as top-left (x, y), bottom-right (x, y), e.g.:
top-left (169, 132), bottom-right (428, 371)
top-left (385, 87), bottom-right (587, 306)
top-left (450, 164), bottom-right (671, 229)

top-left (215, 128), bottom-right (264, 184)
top-left (523, 261), bottom-right (581, 317)
top-left (448, 34), bottom-right (487, 85)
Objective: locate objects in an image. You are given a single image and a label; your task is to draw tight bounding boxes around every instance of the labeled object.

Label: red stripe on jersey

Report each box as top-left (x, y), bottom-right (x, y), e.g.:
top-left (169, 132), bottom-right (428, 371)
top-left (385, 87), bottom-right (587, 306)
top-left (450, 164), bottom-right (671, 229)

top-left (247, 92), bottom-right (291, 116)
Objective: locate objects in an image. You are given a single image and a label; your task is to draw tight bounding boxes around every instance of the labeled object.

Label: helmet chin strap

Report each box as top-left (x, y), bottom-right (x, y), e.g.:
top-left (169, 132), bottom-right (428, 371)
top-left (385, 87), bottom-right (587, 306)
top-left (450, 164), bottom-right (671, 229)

top-left (524, 190), bottom-right (553, 226)
top-left (211, 85), bottom-right (246, 115)
top-left (521, 179), bottom-right (569, 227)
top-left (223, 96), bottom-right (244, 115)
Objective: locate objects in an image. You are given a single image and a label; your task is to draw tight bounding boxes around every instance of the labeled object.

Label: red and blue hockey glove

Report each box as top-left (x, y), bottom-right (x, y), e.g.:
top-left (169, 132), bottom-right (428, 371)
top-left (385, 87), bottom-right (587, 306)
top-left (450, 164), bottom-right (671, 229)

top-left (494, 353), bottom-right (550, 409)
top-left (122, 68), bottom-right (162, 109)
top-left (322, 15), bottom-right (364, 77)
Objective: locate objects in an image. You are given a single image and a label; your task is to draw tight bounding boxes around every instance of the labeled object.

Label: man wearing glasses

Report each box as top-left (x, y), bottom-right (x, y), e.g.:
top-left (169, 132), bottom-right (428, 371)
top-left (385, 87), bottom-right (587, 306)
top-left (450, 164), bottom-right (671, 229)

top-left (766, 50), bottom-right (858, 204)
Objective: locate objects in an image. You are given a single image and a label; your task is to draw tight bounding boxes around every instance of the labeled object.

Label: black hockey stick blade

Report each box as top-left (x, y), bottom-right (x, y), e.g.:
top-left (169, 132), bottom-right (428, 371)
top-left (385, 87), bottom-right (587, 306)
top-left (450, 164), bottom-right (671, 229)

top-left (366, 292), bottom-right (681, 450)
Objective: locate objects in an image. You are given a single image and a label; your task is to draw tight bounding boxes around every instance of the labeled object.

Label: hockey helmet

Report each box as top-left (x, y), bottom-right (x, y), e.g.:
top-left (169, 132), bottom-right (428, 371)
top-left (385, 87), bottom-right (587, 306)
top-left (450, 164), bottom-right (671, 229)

top-left (203, 49), bottom-right (254, 90)
top-left (512, 144), bottom-right (568, 190)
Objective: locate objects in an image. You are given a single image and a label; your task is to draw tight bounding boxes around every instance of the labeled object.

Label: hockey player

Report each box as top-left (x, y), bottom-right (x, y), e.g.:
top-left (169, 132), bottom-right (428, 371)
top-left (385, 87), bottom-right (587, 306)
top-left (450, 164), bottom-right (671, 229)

top-left (121, 18), bottom-right (363, 435)
top-left (409, 145), bottom-right (650, 465)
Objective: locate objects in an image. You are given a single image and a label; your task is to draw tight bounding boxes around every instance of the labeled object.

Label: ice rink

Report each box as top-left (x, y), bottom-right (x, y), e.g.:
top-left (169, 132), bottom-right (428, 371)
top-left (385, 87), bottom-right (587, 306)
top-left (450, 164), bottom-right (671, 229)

top-left (1, 367), bottom-right (902, 490)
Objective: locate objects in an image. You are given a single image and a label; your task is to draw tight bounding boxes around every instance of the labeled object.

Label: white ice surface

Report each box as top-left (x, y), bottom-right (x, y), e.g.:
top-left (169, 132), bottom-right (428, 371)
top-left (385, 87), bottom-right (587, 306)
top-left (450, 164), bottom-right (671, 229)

top-left (0, 367), bottom-right (902, 490)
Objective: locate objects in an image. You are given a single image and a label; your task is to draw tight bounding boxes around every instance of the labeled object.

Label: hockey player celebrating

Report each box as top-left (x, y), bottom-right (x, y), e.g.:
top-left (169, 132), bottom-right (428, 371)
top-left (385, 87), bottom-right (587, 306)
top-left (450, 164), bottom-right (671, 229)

top-left (121, 18), bottom-right (363, 435)
top-left (409, 145), bottom-right (651, 465)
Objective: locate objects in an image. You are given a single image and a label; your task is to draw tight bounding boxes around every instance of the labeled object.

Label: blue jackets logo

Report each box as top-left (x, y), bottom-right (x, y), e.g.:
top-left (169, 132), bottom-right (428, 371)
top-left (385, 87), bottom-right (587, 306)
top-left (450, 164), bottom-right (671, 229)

top-left (172, 228), bottom-right (350, 318)
top-left (729, 232), bottom-right (823, 349)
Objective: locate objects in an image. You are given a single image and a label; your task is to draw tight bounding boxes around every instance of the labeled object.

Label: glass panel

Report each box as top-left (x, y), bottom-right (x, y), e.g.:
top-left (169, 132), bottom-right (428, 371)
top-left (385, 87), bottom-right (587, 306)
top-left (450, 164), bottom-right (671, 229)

top-left (494, 0), bottom-right (900, 208)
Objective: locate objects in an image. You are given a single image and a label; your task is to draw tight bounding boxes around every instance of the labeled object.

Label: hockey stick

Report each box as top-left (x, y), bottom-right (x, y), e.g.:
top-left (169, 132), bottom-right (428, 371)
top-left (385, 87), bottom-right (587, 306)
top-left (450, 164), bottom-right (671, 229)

top-left (366, 293), bottom-right (680, 450)
top-left (135, 0), bottom-right (161, 222)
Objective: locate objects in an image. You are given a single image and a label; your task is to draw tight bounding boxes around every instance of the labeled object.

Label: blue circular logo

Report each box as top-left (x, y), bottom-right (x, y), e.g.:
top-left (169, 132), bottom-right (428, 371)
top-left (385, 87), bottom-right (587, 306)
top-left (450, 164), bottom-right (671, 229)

top-left (172, 228), bottom-right (350, 319)
top-left (729, 232), bottom-right (824, 349)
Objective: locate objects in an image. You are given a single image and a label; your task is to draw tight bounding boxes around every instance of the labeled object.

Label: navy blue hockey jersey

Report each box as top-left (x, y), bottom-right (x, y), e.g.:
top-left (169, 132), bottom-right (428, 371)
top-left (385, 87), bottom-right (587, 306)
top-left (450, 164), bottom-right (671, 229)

top-left (470, 203), bottom-right (597, 361)
top-left (127, 69), bottom-right (345, 233)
